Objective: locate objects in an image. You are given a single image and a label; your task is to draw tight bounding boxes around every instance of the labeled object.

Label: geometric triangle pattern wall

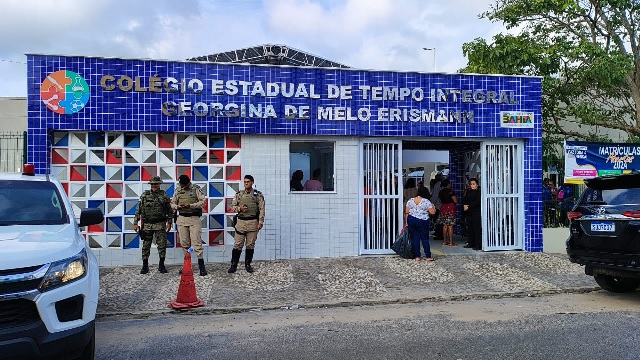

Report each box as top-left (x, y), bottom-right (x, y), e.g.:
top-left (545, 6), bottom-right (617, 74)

top-left (52, 131), bottom-right (242, 249)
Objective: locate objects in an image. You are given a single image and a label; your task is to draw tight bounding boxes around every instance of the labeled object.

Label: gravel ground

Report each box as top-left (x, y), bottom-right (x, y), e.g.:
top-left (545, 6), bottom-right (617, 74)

top-left (97, 251), bottom-right (598, 317)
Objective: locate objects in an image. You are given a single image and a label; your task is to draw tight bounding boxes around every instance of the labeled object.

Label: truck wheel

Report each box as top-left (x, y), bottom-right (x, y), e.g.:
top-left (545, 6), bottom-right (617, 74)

top-left (594, 274), bottom-right (640, 293)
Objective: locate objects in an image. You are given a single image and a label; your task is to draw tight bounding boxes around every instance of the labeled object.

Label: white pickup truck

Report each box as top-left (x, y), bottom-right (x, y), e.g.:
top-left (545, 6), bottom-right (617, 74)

top-left (0, 165), bottom-right (104, 360)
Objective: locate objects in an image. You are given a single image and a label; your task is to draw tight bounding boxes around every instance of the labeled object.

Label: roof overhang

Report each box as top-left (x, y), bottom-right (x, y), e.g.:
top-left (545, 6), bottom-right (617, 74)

top-left (188, 44), bottom-right (350, 68)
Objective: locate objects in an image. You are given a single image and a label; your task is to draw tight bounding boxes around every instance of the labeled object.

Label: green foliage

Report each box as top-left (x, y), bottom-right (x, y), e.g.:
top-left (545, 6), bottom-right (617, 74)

top-left (462, 0), bottom-right (640, 170)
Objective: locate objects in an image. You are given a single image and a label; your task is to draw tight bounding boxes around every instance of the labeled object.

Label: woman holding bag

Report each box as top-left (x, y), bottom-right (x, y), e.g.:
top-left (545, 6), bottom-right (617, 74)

top-left (404, 186), bottom-right (437, 262)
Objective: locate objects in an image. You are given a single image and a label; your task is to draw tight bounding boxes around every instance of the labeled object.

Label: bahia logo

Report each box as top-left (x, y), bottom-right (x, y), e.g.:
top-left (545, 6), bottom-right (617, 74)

top-left (40, 70), bottom-right (90, 114)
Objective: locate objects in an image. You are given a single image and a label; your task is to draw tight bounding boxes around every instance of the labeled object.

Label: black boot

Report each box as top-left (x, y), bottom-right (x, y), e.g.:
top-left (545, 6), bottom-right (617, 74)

top-left (197, 258), bottom-right (207, 276)
top-left (228, 248), bottom-right (242, 273)
top-left (158, 257), bottom-right (167, 273)
top-left (140, 259), bottom-right (149, 274)
top-left (245, 248), bottom-right (255, 273)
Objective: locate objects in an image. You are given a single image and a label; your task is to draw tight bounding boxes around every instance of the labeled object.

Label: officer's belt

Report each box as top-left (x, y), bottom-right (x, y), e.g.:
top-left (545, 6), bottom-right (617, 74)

top-left (179, 213), bottom-right (200, 217)
top-left (237, 215), bottom-right (258, 220)
top-left (145, 220), bottom-right (166, 224)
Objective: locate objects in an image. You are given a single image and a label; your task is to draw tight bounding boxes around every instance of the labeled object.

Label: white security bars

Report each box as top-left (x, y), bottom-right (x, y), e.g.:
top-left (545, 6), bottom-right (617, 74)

top-left (360, 140), bottom-right (402, 254)
top-left (482, 142), bottom-right (524, 250)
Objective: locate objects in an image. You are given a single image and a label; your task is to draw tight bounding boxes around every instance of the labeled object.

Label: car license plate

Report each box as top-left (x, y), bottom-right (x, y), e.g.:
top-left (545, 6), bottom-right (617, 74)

top-left (591, 222), bottom-right (614, 232)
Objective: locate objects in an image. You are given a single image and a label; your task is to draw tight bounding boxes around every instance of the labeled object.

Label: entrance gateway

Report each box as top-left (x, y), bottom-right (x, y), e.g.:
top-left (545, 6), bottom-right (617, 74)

top-left (359, 139), bottom-right (524, 254)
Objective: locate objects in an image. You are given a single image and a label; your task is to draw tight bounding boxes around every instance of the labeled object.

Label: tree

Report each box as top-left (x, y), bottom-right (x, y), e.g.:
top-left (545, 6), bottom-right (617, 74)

top-left (461, 0), bottom-right (640, 169)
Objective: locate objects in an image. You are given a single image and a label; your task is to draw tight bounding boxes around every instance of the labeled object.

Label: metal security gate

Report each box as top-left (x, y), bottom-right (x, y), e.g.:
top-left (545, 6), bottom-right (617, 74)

top-left (360, 140), bottom-right (402, 254)
top-left (481, 141), bottom-right (524, 250)
top-left (0, 131), bottom-right (26, 173)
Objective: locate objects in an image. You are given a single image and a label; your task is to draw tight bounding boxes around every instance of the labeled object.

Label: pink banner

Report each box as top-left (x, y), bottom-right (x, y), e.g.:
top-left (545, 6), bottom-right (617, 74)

top-left (572, 169), bottom-right (597, 177)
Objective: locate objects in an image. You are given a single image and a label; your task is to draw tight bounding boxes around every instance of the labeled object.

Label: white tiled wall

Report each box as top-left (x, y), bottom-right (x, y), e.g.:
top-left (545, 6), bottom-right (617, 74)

top-left (239, 135), bottom-right (360, 261)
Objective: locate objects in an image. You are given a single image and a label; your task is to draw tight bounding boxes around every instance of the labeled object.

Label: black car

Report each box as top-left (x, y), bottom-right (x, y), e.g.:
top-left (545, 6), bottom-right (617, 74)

top-left (566, 173), bottom-right (640, 293)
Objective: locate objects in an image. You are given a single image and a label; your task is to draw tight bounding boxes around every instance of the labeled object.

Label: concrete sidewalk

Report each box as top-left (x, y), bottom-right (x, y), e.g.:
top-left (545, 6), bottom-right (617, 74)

top-left (97, 240), bottom-right (599, 318)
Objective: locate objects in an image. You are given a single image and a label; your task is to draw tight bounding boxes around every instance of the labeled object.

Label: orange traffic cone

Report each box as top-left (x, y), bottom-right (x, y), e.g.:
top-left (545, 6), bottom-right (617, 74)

top-left (169, 249), bottom-right (204, 310)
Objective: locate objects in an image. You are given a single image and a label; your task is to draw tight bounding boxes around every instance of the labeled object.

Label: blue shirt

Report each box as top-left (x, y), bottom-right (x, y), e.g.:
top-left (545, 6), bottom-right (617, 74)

top-left (542, 186), bottom-right (552, 201)
top-left (561, 185), bottom-right (573, 200)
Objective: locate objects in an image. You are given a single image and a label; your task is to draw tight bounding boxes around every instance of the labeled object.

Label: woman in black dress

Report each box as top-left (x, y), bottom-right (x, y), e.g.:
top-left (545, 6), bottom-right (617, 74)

top-left (462, 178), bottom-right (482, 250)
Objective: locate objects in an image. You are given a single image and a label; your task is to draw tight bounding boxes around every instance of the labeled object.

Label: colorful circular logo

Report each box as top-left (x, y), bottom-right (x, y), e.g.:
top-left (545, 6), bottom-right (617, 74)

top-left (40, 70), bottom-right (90, 114)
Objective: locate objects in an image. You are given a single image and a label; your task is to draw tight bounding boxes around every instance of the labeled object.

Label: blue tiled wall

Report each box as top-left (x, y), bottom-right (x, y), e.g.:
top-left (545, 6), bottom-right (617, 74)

top-left (27, 54), bottom-right (543, 251)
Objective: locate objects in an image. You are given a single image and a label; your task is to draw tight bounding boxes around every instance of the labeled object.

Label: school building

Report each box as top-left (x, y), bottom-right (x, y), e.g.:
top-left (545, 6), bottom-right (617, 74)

top-left (27, 45), bottom-right (543, 266)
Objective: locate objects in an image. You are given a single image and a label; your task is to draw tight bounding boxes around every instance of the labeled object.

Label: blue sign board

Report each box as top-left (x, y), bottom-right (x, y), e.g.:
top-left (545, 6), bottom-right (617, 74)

top-left (29, 55), bottom-right (541, 138)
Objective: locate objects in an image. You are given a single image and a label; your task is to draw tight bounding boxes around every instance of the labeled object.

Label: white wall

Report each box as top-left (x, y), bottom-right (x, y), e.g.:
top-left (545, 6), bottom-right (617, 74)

top-left (238, 134), bottom-right (360, 260)
top-left (543, 228), bottom-right (569, 254)
top-left (0, 97), bottom-right (27, 131)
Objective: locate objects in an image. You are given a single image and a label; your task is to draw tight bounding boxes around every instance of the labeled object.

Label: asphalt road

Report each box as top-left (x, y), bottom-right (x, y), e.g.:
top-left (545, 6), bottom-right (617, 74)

top-left (96, 291), bottom-right (640, 360)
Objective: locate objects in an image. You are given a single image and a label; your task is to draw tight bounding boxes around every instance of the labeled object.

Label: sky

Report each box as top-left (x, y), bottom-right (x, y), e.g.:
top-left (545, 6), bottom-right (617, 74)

top-left (0, 0), bottom-right (505, 97)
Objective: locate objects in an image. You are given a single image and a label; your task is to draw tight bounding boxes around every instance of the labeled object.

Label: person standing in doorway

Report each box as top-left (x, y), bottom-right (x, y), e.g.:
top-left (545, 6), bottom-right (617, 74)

top-left (417, 180), bottom-right (427, 194)
top-left (403, 178), bottom-right (418, 206)
top-left (229, 175), bottom-right (266, 273)
top-left (430, 174), bottom-right (443, 239)
top-left (171, 174), bottom-right (207, 276)
top-left (405, 186), bottom-right (437, 261)
top-left (462, 178), bottom-right (482, 250)
top-left (303, 168), bottom-right (324, 191)
top-left (134, 176), bottom-right (172, 274)
top-left (438, 179), bottom-right (458, 246)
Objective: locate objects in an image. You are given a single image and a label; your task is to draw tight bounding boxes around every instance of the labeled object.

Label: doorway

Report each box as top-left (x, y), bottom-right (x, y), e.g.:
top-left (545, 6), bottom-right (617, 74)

top-left (359, 138), bottom-right (525, 255)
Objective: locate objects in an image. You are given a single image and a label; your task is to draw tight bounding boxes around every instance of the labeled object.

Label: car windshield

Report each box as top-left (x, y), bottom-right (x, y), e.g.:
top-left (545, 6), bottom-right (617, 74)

top-left (0, 180), bottom-right (68, 226)
top-left (580, 187), bottom-right (640, 213)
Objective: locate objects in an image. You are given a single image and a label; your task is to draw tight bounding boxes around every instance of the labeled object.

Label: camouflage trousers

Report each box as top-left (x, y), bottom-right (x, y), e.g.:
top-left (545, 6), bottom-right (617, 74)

top-left (140, 229), bottom-right (168, 259)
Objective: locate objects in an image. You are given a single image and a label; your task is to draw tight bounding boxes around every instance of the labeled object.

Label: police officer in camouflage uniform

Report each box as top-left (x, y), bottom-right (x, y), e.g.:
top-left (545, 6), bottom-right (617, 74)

top-left (134, 176), bottom-right (172, 274)
top-left (171, 174), bottom-right (207, 276)
top-left (228, 175), bottom-right (265, 274)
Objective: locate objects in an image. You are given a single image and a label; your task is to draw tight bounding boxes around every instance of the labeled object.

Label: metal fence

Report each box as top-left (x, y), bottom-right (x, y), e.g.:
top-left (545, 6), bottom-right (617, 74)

top-left (543, 200), bottom-right (571, 228)
top-left (543, 184), bottom-right (585, 228)
top-left (0, 131), bottom-right (26, 173)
